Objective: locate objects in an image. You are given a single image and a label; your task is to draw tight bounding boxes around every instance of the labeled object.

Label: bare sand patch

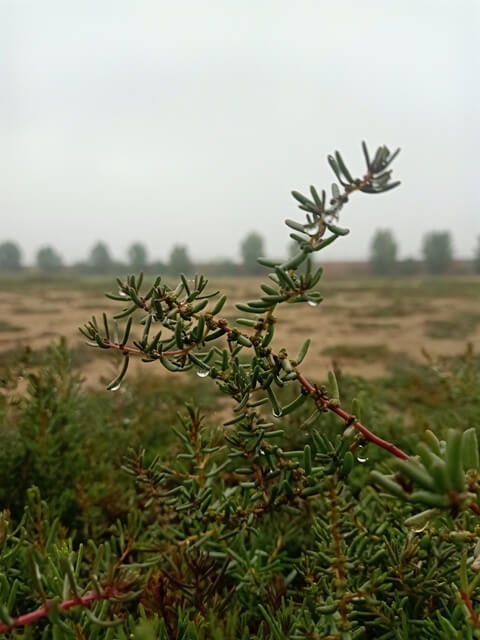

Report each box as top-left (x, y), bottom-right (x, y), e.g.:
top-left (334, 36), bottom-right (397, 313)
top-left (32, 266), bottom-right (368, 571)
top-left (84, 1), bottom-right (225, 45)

top-left (1, 277), bottom-right (479, 386)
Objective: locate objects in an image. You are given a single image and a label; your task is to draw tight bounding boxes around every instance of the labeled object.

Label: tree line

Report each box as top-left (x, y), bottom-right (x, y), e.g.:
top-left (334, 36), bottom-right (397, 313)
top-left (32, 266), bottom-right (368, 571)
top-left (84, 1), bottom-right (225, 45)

top-left (1, 230), bottom-right (479, 276)
top-left (369, 229), bottom-right (480, 275)
top-left (0, 233), bottom-right (268, 276)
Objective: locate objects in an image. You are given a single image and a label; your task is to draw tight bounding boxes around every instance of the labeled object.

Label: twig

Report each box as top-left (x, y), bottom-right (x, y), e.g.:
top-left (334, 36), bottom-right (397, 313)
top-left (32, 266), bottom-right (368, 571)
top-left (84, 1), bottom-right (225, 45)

top-left (0, 587), bottom-right (117, 634)
top-left (296, 372), bottom-right (409, 460)
top-left (459, 588), bottom-right (480, 629)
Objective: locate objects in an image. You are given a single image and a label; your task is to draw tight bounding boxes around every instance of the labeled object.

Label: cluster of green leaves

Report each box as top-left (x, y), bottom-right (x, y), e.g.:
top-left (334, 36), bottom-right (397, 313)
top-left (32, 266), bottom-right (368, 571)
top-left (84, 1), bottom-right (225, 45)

top-left (4, 142), bottom-right (480, 638)
top-left (0, 339), bottom-right (218, 530)
top-left (372, 427), bottom-right (480, 519)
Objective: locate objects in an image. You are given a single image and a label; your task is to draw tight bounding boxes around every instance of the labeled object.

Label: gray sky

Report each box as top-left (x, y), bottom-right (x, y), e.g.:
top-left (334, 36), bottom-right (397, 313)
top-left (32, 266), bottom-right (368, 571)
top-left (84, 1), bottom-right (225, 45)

top-left (1, 0), bottom-right (479, 264)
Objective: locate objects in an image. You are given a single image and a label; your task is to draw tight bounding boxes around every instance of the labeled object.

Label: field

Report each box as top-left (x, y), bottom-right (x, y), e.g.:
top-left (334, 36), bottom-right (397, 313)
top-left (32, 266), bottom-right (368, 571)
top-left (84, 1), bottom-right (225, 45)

top-left (1, 273), bottom-right (480, 386)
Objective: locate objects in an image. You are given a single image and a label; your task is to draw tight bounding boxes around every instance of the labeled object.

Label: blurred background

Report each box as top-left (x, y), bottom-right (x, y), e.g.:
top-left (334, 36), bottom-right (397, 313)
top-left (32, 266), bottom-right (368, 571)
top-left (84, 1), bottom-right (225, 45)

top-left (1, 0), bottom-right (479, 382)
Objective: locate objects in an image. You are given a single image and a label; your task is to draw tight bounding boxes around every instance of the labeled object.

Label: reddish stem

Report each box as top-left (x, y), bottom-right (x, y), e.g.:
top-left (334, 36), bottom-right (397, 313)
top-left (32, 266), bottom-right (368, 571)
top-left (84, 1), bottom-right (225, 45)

top-left (0, 588), bottom-right (115, 634)
top-left (296, 372), bottom-right (409, 460)
top-left (459, 589), bottom-right (480, 628)
top-left (104, 341), bottom-right (184, 358)
top-left (328, 402), bottom-right (408, 460)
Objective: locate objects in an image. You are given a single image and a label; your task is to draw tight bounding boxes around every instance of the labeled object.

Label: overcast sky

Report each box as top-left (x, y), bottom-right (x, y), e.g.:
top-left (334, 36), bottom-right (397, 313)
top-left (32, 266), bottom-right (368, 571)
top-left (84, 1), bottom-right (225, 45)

top-left (1, 1), bottom-right (479, 264)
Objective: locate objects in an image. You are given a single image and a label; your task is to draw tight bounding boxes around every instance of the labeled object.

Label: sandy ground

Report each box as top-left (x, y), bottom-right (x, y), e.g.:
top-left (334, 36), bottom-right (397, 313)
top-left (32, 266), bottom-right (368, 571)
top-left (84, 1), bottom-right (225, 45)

top-left (1, 277), bottom-right (480, 388)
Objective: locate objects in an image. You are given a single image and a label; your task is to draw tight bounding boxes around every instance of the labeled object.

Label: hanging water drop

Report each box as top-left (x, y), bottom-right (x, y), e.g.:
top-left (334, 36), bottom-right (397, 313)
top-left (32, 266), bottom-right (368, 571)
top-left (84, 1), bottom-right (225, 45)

top-left (404, 508), bottom-right (438, 532)
top-left (272, 409), bottom-right (283, 418)
top-left (308, 300), bottom-right (318, 307)
top-left (197, 369), bottom-right (209, 378)
top-left (109, 382), bottom-right (122, 392)
top-left (412, 523), bottom-right (428, 534)
top-left (356, 445), bottom-right (368, 463)
top-left (118, 290), bottom-right (128, 298)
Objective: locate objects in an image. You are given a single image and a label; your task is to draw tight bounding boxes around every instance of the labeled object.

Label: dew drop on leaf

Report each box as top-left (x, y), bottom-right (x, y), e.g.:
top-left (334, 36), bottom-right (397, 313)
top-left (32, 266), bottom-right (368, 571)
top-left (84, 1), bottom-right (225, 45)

top-left (272, 409), bottom-right (283, 418)
top-left (118, 290), bottom-right (128, 297)
top-left (196, 370), bottom-right (209, 378)
top-left (356, 446), bottom-right (368, 463)
top-left (412, 523), bottom-right (428, 533)
top-left (308, 300), bottom-right (318, 307)
top-left (109, 382), bottom-right (122, 392)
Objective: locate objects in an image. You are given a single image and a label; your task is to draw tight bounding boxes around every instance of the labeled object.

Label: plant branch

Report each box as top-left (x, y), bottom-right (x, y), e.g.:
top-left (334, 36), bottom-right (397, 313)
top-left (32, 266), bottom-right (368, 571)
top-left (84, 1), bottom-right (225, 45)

top-left (459, 589), bottom-right (480, 629)
top-left (296, 372), bottom-right (409, 460)
top-left (0, 587), bottom-right (119, 634)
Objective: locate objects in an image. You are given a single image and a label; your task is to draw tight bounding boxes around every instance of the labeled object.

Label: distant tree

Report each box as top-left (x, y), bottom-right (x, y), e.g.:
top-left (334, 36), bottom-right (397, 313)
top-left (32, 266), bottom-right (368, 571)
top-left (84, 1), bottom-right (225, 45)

top-left (169, 245), bottom-right (193, 275)
top-left (241, 232), bottom-right (265, 275)
top-left (89, 242), bottom-right (113, 274)
top-left (36, 246), bottom-right (63, 273)
top-left (474, 237), bottom-right (480, 274)
top-left (422, 231), bottom-right (453, 274)
top-left (128, 243), bottom-right (148, 271)
top-left (369, 229), bottom-right (398, 275)
top-left (0, 241), bottom-right (22, 271)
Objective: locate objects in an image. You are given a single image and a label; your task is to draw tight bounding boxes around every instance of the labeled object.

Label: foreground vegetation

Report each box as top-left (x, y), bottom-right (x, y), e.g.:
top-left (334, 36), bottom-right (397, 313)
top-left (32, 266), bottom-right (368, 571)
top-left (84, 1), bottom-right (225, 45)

top-left (2, 143), bottom-right (480, 639)
top-left (3, 340), bottom-right (480, 638)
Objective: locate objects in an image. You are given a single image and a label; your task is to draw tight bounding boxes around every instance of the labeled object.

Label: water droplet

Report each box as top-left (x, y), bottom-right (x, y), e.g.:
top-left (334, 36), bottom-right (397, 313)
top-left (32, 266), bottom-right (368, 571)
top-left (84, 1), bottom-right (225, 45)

top-left (118, 290), bottom-right (128, 297)
top-left (272, 409), bottom-right (283, 418)
top-left (308, 300), bottom-right (318, 307)
top-left (109, 382), bottom-right (122, 392)
top-left (413, 524), bottom-right (427, 534)
top-left (259, 449), bottom-right (265, 456)
top-left (196, 370), bottom-right (209, 378)
top-left (405, 510), bottom-right (437, 532)
top-left (356, 446), bottom-right (368, 463)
